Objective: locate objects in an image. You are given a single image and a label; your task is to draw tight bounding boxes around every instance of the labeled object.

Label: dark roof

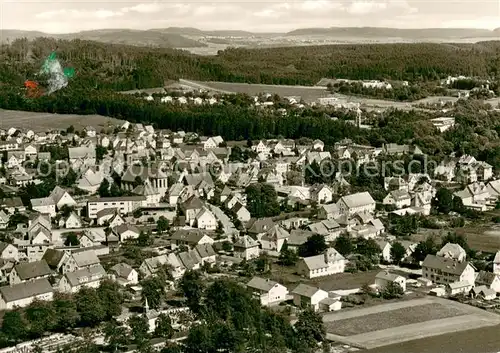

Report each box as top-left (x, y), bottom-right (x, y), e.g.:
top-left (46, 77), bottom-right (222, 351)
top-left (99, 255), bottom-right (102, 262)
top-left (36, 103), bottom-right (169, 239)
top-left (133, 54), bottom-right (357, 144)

top-left (195, 243), bottom-right (216, 258)
top-left (422, 255), bottom-right (469, 275)
top-left (247, 218), bottom-right (275, 234)
top-left (14, 260), bottom-right (52, 280)
top-left (170, 229), bottom-right (207, 244)
top-left (0, 278), bottom-right (53, 302)
top-left (476, 270), bottom-right (497, 286)
top-left (42, 249), bottom-right (65, 269)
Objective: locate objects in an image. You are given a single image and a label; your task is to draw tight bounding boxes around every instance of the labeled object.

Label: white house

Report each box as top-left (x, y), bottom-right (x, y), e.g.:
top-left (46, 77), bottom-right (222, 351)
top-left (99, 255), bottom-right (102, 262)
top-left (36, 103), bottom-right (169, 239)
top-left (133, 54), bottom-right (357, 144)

top-left (297, 248), bottom-right (346, 279)
top-left (436, 243), bottom-right (467, 262)
top-left (59, 264), bottom-right (106, 293)
top-left (110, 263), bottom-right (139, 286)
top-left (50, 186), bottom-right (77, 210)
top-left (383, 190), bottom-right (411, 209)
top-left (375, 271), bottom-right (407, 292)
top-left (0, 242), bottom-right (18, 262)
top-left (291, 283), bottom-right (328, 312)
top-left (233, 236), bottom-right (260, 260)
top-left (0, 279), bottom-right (54, 310)
top-left (246, 277), bottom-right (289, 306)
top-left (475, 270), bottom-right (500, 293)
top-left (195, 208), bottom-right (217, 231)
top-left (310, 184), bottom-right (333, 204)
top-left (112, 224), bottom-right (141, 241)
top-left (31, 197), bottom-right (56, 218)
top-left (422, 255), bottom-right (475, 285)
top-left (260, 225), bottom-right (290, 253)
top-left (494, 251), bottom-right (500, 275)
top-left (64, 212), bottom-right (82, 229)
top-left (337, 192), bottom-right (376, 216)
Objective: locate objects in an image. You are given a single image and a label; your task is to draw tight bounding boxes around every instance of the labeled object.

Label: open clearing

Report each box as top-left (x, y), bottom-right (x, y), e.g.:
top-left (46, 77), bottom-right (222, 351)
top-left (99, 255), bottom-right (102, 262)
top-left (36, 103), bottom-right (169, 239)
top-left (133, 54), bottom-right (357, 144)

top-left (365, 323), bottom-right (500, 353)
top-left (323, 297), bottom-right (500, 350)
top-left (414, 225), bottom-right (500, 253)
top-left (0, 109), bottom-right (124, 131)
top-left (326, 302), bottom-right (464, 336)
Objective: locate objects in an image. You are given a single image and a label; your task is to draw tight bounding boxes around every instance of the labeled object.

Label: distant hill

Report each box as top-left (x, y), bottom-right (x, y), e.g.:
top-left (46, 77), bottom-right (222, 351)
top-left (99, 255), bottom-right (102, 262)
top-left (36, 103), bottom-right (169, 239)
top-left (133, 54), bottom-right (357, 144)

top-left (0, 29), bottom-right (207, 48)
top-left (285, 27), bottom-right (500, 39)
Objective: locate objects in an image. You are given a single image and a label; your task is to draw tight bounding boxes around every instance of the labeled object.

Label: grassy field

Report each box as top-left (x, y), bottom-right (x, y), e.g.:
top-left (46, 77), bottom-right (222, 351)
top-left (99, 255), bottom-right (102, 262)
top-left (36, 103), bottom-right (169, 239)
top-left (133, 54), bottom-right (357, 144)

top-left (324, 297), bottom-right (500, 350)
top-left (326, 303), bottom-right (464, 336)
top-left (365, 324), bottom-right (500, 353)
top-left (0, 109), bottom-right (125, 131)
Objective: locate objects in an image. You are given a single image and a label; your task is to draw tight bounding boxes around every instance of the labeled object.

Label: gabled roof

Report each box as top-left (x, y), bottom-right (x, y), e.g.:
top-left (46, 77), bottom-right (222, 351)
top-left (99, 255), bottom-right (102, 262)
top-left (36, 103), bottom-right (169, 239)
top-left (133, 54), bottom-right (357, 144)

top-left (339, 192), bottom-right (375, 209)
top-left (49, 186), bottom-right (70, 204)
top-left (291, 283), bottom-right (323, 298)
top-left (233, 235), bottom-right (259, 249)
top-left (170, 229), bottom-right (207, 244)
top-left (110, 263), bottom-right (135, 279)
top-left (475, 270), bottom-right (498, 286)
top-left (72, 249), bottom-right (100, 268)
top-left (65, 264), bottom-right (106, 287)
top-left (375, 270), bottom-right (404, 282)
top-left (422, 255), bottom-right (470, 275)
top-left (247, 276), bottom-right (279, 292)
top-left (178, 251), bottom-right (201, 270)
top-left (14, 260), bottom-right (52, 280)
top-left (0, 278), bottom-right (53, 302)
top-left (195, 243), bottom-right (216, 258)
top-left (42, 249), bottom-right (65, 269)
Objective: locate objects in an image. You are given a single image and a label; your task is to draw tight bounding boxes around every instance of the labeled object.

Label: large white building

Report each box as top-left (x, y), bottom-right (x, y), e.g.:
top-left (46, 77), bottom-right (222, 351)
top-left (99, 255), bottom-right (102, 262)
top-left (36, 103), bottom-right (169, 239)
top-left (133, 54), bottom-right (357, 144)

top-left (0, 279), bottom-right (54, 310)
top-left (422, 255), bottom-right (475, 286)
top-left (297, 248), bottom-right (346, 279)
top-left (337, 192), bottom-right (376, 216)
top-left (87, 196), bottom-right (147, 219)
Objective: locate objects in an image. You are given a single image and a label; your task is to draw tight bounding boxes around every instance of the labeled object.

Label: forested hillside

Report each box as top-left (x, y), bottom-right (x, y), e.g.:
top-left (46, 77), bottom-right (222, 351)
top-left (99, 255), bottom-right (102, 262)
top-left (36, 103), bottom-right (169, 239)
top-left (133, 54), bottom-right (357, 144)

top-left (2, 38), bottom-right (500, 91)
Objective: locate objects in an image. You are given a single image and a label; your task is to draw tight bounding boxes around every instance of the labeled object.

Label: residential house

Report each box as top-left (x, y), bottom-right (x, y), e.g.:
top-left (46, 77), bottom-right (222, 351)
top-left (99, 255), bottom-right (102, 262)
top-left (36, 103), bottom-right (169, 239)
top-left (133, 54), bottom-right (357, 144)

top-left (0, 210), bottom-right (10, 229)
top-left (308, 220), bottom-right (343, 242)
top-left (49, 186), bottom-right (77, 210)
top-left (77, 168), bottom-right (105, 194)
top-left (422, 255), bottom-right (475, 285)
top-left (446, 280), bottom-right (474, 296)
top-left (453, 182), bottom-right (493, 211)
top-left (31, 197), bottom-right (56, 217)
top-left (42, 249), bottom-right (69, 274)
top-left (9, 260), bottom-right (52, 285)
top-left (110, 263), bottom-right (139, 286)
top-left (195, 244), bottom-right (217, 266)
top-left (0, 242), bottom-right (18, 262)
top-left (63, 249), bottom-right (100, 273)
top-left (96, 209), bottom-right (125, 227)
top-left (170, 229), bottom-right (214, 250)
top-left (112, 224), bottom-right (141, 241)
top-left (375, 271), bottom-right (407, 292)
top-left (291, 284), bottom-right (329, 312)
top-left (337, 192), bottom-right (376, 216)
top-left (494, 251), bottom-right (500, 275)
top-left (246, 277), bottom-right (289, 306)
top-left (383, 190), bottom-right (411, 209)
top-left (260, 225), bottom-right (290, 253)
top-left (471, 285), bottom-right (497, 300)
top-left (310, 184), bottom-right (333, 204)
top-left (375, 240), bottom-right (392, 263)
top-left (195, 207), bottom-right (217, 231)
top-left (475, 270), bottom-right (500, 293)
top-left (0, 279), bottom-right (53, 310)
top-left (68, 146), bottom-right (96, 171)
top-left (59, 264), bottom-right (107, 293)
top-left (178, 250), bottom-right (202, 271)
top-left (231, 202), bottom-right (251, 223)
top-left (63, 212), bottom-right (82, 229)
top-left (233, 236), bottom-right (260, 260)
top-left (436, 243), bottom-right (467, 262)
top-left (317, 204), bottom-right (340, 220)
top-left (297, 248), bottom-right (346, 279)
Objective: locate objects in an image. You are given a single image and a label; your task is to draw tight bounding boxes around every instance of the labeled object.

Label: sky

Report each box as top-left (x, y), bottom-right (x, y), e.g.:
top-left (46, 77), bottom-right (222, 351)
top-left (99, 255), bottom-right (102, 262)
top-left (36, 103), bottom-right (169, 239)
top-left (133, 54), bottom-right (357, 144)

top-left (1, 0), bottom-right (500, 33)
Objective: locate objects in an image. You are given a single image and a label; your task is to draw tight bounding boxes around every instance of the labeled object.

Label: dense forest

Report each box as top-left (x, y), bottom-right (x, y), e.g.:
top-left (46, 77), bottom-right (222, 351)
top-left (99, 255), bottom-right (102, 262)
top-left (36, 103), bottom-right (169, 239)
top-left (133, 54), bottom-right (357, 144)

top-left (3, 38), bottom-right (500, 91)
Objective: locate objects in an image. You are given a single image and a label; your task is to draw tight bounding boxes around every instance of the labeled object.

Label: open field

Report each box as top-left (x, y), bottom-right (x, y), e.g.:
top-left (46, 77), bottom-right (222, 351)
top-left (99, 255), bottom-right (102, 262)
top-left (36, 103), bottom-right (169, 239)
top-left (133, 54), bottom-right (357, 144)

top-left (414, 225), bottom-right (500, 253)
top-left (326, 302), bottom-right (464, 336)
top-left (323, 297), bottom-right (500, 350)
top-left (365, 323), bottom-right (500, 353)
top-left (0, 109), bottom-right (124, 131)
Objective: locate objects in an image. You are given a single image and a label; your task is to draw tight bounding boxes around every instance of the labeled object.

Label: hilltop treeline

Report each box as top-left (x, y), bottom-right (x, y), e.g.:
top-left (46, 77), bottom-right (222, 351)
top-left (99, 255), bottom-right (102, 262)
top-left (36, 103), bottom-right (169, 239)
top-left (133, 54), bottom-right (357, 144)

top-left (2, 38), bottom-right (500, 90)
top-left (2, 85), bottom-right (500, 168)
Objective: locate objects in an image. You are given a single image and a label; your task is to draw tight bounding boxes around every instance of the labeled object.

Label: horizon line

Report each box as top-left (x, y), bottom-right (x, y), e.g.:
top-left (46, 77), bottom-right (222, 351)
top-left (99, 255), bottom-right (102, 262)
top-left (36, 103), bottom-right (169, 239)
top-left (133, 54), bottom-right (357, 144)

top-left (1, 25), bottom-right (498, 36)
